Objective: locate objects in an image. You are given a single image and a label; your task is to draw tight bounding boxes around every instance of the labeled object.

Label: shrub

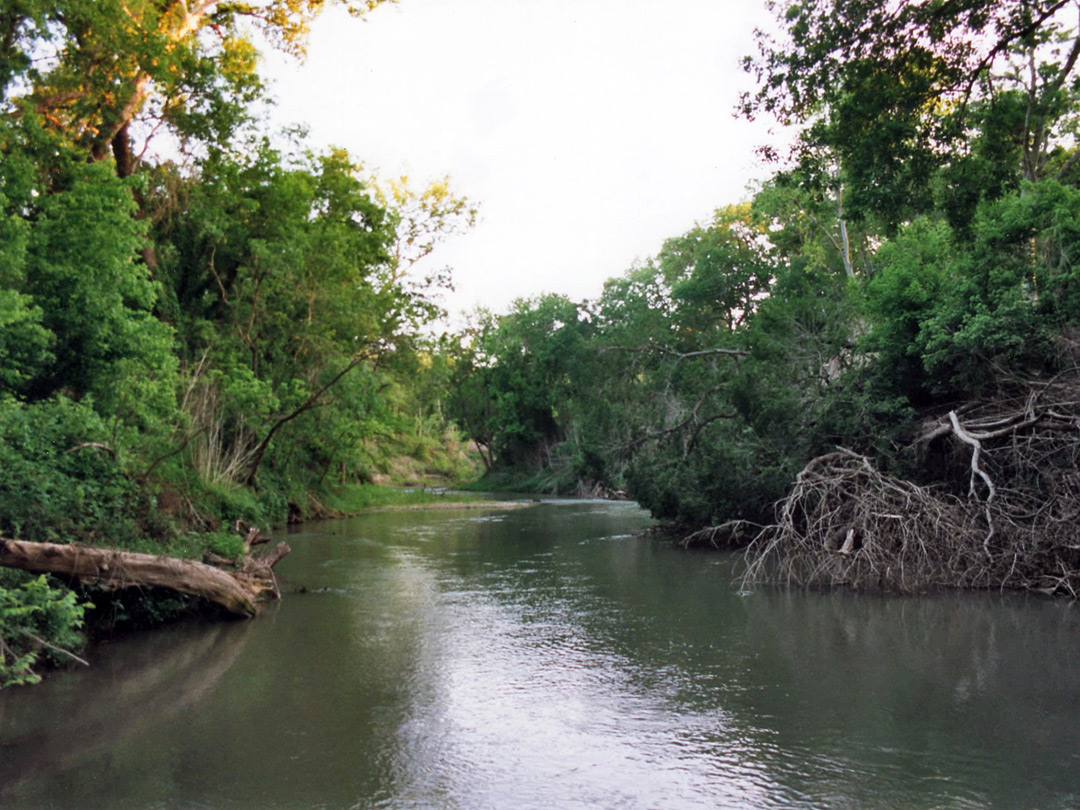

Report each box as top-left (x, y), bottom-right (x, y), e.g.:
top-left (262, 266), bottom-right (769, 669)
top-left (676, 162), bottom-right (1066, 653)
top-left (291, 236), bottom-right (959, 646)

top-left (0, 571), bottom-right (88, 687)
top-left (0, 396), bottom-right (138, 544)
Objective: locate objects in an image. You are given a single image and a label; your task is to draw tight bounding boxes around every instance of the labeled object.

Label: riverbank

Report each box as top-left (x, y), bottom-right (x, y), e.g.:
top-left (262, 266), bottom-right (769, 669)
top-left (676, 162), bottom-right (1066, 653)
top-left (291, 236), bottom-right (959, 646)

top-left (0, 480), bottom-right (500, 688)
top-left (365, 500), bottom-right (538, 512)
top-left (457, 468), bottom-right (629, 501)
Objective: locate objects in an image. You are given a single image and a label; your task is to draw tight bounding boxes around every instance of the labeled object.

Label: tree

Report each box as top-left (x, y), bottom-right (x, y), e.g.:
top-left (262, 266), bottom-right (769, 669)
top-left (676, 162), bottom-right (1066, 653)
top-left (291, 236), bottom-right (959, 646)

top-left (862, 180), bottom-right (1080, 402)
top-left (151, 141), bottom-right (408, 487)
top-left (367, 173), bottom-right (479, 278)
top-left (744, 0), bottom-right (1080, 228)
top-left (443, 311), bottom-right (500, 473)
top-left (480, 295), bottom-right (590, 468)
top-left (752, 169), bottom-right (866, 277)
top-left (4, 1), bottom-right (392, 176)
top-left (660, 204), bottom-right (776, 331)
top-left (744, 0), bottom-right (1075, 129)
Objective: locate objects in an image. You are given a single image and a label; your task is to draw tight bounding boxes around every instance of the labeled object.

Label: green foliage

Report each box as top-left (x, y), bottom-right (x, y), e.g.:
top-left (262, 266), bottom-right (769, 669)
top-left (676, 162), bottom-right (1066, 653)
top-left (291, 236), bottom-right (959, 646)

top-left (443, 203), bottom-right (865, 521)
top-left (446, 295), bottom-right (591, 471)
top-left (1, 0), bottom-right (392, 172)
top-left (0, 572), bottom-right (88, 688)
top-left (450, 159), bottom-right (1080, 535)
top-left (204, 530), bottom-right (245, 560)
top-left (0, 131), bottom-right (54, 390)
top-left (861, 181), bottom-right (1080, 400)
top-left (0, 0), bottom-right (480, 683)
top-left (153, 141), bottom-right (429, 492)
top-left (660, 204), bottom-right (774, 332)
top-left (24, 161), bottom-right (176, 414)
top-left (745, 0), bottom-right (1080, 229)
top-left (0, 116), bottom-right (177, 427)
top-left (861, 218), bottom-right (957, 401)
top-left (936, 92), bottom-right (1026, 233)
top-left (0, 289), bottom-right (52, 391)
top-left (0, 396), bottom-right (138, 544)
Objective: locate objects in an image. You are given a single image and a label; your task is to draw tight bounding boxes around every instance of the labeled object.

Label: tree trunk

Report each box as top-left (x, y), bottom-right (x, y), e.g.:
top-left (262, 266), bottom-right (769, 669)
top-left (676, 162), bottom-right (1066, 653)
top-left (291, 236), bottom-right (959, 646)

top-left (0, 537), bottom-right (290, 618)
top-left (244, 356), bottom-right (366, 487)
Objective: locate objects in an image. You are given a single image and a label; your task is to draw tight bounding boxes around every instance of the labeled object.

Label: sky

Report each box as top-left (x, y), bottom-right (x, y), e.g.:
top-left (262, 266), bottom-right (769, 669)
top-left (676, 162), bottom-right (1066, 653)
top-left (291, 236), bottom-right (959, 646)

top-left (261, 0), bottom-right (786, 317)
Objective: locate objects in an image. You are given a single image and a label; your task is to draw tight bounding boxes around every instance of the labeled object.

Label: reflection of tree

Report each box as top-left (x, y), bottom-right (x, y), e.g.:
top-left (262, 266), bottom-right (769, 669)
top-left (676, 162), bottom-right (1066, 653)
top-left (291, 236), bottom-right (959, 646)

top-left (555, 534), bottom-right (1080, 807)
top-left (737, 589), bottom-right (1080, 805)
top-left (0, 618), bottom-right (251, 793)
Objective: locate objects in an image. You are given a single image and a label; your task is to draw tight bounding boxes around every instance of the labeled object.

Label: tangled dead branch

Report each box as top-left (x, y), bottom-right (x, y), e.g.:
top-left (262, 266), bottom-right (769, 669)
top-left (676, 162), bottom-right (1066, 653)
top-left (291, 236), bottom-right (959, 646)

top-left (738, 371), bottom-right (1080, 597)
top-left (740, 449), bottom-right (990, 592)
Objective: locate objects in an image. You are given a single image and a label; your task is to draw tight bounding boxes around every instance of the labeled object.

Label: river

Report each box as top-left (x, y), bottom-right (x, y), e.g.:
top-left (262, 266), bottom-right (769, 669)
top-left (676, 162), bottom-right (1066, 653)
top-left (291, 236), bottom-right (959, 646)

top-left (1, 499), bottom-right (1079, 809)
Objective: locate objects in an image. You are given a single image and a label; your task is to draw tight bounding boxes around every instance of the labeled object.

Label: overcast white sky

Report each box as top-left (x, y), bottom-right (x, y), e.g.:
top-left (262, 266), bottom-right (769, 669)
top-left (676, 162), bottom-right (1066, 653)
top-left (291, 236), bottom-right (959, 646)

top-left (262, 0), bottom-right (785, 317)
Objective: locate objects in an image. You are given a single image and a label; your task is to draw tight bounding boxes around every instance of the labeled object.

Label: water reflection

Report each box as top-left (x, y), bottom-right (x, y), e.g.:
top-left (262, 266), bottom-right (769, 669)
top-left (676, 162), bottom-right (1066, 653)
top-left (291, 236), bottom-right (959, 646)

top-left (365, 549), bottom-right (778, 809)
top-left (732, 590), bottom-right (1080, 809)
top-left (1, 501), bottom-right (1079, 810)
top-left (0, 617), bottom-right (252, 798)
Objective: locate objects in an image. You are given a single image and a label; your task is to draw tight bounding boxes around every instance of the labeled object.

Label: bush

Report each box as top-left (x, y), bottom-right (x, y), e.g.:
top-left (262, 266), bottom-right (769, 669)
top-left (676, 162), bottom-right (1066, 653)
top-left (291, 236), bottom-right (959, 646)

top-left (0, 571), bottom-right (88, 687)
top-left (0, 396), bottom-right (139, 544)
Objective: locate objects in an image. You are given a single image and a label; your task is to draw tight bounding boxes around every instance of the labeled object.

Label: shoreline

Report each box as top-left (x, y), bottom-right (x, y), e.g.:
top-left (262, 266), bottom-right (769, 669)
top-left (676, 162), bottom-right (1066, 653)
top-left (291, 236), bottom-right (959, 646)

top-left (360, 499), bottom-right (539, 513)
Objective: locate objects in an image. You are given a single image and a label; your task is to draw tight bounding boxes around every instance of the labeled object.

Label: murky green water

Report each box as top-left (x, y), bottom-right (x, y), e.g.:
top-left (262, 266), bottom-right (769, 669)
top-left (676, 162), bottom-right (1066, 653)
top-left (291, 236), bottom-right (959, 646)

top-left (2, 499), bottom-right (1079, 809)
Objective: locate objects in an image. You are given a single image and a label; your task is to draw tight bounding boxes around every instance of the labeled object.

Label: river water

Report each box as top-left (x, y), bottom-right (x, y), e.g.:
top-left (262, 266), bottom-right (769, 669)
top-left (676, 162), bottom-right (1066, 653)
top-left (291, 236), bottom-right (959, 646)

top-left (1, 499), bottom-right (1079, 809)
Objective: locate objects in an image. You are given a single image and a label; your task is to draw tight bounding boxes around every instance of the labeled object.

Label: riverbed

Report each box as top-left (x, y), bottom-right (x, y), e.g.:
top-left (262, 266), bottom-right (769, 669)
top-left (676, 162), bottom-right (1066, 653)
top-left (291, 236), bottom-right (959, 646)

top-left (1, 498), bottom-right (1078, 809)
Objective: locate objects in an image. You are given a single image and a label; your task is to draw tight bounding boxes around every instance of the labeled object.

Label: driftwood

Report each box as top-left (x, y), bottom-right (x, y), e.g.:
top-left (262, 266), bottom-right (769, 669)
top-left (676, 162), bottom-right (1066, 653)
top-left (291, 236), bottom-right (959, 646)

top-left (0, 526), bottom-right (289, 617)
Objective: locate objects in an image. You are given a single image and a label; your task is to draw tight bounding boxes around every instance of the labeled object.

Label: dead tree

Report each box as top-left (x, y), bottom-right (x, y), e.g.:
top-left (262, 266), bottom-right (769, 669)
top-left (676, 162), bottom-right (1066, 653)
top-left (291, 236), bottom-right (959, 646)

top-left (0, 524), bottom-right (289, 618)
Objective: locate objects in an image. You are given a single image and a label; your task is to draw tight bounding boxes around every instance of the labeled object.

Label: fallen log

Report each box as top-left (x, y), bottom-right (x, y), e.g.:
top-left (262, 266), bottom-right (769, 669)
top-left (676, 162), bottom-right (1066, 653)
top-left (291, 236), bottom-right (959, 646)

top-left (0, 535), bottom-right (290, 618)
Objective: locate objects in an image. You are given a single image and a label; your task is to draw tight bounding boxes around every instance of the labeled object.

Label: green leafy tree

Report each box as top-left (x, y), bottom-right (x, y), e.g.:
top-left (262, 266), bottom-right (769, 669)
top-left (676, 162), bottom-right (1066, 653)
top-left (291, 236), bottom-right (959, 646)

top-left (3, 0), bottom-right (392, 175)
top-left (443, 310), bottom-right (500, 472)
top-left (483, 295), bottom-right (590, 468)
top-left (151, 141), bottom-right (405, 487)
top-left (660, 204), bottom-right (776, 332)
top-left (744, 0), bottom-right (1080, 229)
top-left (863, 181), bottom-right (1080, 401)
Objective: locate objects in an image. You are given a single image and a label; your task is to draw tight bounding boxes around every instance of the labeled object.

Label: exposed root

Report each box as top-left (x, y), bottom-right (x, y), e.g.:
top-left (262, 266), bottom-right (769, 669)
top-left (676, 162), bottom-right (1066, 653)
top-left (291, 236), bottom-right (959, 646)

top-left (947, 410), bottom-right (996, 554)
top-left (682, 520), bottom-right (763, 549)
top-left (740, 449), bottom-right (988, 592)
top-left (737, 371), bottom-right (1080, 597)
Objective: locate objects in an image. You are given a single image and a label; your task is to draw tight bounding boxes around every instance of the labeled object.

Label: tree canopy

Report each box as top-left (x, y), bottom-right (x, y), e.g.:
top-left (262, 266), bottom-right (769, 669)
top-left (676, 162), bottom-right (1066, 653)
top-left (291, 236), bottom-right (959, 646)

top-left (743, 0), bottom-right (1080, 228)
top-left (2, 0), bottom-right (392, 174)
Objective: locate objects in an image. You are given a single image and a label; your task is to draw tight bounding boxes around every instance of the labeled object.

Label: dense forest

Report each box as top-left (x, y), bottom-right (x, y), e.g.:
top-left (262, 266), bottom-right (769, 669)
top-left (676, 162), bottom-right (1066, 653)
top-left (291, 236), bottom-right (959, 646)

top-left (5, 0), bottom-right (1080, 686)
